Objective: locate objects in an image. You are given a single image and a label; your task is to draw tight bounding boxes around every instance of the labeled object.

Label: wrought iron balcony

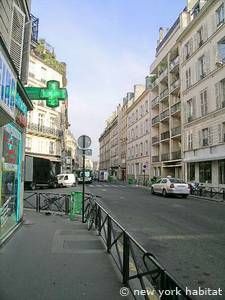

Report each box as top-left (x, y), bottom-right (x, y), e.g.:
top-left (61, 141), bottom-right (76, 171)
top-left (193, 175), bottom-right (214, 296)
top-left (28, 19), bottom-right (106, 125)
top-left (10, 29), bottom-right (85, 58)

top-left (152, 115), bottom-right (160, 125)
top-left (161, 153), bottom-right (170, 161)
top-left (171, 126), bottom-right (181, 137)
top-left (171, 102), bottom-right (181, 115)
top-left (161, 131), bottom-right (170, 141)
top-left (152, 136), bottom-right (159, 144)
top-left (160, 88), bottom-right (169, 100)
top-left (27, 122), bottom-right (63, 138)
top-left (159, 68), bottom-right (168, 81)
top-left (152, 155), bottom-right (159, 162)
top-left (152, 96), bottom-right (159, 107)
top-left (169, 56), bottom-right (179, 71)
top-left (160, 109), bottom-right (169, 121)
top-left (170, 79), bottom-right (180, 91)
top-left (172, 151), bottom-right (181, 160)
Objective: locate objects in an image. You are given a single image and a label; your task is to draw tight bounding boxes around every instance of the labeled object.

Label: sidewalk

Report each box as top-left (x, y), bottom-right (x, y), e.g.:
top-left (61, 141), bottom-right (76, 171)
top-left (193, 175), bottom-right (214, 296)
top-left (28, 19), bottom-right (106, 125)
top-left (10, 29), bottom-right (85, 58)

top-left (0, 210), bottom-right (128, 300)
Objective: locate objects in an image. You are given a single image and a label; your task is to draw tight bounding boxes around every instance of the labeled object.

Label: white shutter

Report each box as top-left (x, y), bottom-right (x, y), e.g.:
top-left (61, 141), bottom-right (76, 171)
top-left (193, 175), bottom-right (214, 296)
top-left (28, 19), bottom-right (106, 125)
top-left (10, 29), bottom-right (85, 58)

top-left (9, 4), bottom-right (25, 76)
top-left (194, 32), bottom-right (199, 50)
top-left (195, 61), bottom-right (200, 82)
top-left (209, 127), bottom-right (213, 145)
top-left (205, 51), bottom-right (210, 75)
top-left (218, 124), bottom-right (222, 143)
top-left (199, 130), bottom-right (202, 147)
top-left (215, 82), bottom-right (221, 109)
top-left (192, 96), bottom-right (196, 118)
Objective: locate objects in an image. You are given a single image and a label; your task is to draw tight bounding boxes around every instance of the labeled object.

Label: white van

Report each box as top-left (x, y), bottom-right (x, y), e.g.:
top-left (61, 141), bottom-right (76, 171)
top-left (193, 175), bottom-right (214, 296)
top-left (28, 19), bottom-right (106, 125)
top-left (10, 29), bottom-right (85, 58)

top-left (57, 174), bottom-right (76, 187)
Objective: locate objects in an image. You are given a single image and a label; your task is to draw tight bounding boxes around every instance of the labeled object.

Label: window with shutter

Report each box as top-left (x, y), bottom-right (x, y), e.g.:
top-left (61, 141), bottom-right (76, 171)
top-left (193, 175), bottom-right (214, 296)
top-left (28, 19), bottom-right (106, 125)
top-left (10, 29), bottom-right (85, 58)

top-left (218, 124), bottom-right (222, 143)
top-left (209, 127), bottom-right (213, 145)
top-left (215, 82), bottom-right (221, 109)
top-left (9, 4), bottom-right (25, 75)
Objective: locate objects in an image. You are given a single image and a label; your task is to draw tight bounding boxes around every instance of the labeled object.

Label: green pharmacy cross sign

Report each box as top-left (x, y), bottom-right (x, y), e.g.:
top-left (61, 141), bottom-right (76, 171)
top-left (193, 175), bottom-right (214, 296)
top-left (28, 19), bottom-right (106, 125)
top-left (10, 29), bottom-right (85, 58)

top-left (25, 80), bottom-right (68, 108)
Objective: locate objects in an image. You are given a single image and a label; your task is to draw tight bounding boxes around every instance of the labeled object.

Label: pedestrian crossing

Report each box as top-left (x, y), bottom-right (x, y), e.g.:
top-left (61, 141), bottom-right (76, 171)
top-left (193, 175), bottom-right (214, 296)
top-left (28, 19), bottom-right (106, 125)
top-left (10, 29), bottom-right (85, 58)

top-left (89, 184), bottom-right (127, 188)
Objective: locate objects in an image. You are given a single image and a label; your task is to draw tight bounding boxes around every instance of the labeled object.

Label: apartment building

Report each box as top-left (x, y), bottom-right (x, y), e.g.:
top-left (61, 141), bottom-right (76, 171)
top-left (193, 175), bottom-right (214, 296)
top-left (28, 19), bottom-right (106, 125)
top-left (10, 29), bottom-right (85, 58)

top-left (62, 130), bottom-right (79, 173)
top-left (26, 40), bottom-right (67, 174)
top-left (117, 93), bottom-right (133, 180)
top-left (0, 0), bottom-right (33, 243)
top-left (149, 9), bottom-right (190, 179)
top-left (126, 84), bottom-right (151, 183)
top-left (99, 120), bottom-right (112, 172)
top-left (179, 0), bottom-right (225, 186)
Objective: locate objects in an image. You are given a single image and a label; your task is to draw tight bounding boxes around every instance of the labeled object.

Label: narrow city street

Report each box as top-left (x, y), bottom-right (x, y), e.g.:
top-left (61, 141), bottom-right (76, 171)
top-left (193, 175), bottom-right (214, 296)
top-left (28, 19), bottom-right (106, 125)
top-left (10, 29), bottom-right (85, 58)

top-left (29, 183), bottom-right (225, 297)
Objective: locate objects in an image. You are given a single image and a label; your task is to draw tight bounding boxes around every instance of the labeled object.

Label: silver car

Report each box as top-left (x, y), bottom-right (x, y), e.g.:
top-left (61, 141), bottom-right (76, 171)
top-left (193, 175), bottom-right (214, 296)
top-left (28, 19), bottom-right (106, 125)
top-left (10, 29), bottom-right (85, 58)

top-left (151, 177), bottom-right (190, 198)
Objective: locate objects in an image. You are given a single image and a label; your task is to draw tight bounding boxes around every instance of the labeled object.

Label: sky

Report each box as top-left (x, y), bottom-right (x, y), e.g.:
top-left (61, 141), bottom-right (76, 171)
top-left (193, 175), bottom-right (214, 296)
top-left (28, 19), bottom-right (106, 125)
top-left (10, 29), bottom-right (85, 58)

top-left (31, 0), bottom-right (186, 160)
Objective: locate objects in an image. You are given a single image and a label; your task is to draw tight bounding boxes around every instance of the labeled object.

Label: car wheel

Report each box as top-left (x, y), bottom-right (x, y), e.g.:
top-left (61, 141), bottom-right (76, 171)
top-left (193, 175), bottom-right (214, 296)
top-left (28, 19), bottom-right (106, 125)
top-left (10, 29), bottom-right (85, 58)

top-left (162, 189), bottom-right (168, 197)
top-left (151, 187), bottom-right (155, 194)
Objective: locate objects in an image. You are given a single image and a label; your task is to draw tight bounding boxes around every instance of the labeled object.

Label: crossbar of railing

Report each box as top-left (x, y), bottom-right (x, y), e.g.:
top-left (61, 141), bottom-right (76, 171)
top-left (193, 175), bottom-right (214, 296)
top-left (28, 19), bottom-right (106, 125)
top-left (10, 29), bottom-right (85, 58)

top-left (84, 194), bottom-right (193, 300)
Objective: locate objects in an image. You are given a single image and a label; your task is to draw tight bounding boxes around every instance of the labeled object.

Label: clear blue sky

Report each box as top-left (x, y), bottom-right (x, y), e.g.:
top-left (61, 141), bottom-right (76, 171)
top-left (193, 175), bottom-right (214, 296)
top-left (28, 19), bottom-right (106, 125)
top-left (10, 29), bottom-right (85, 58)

top-left (31, 0), bottom-right (186, 160)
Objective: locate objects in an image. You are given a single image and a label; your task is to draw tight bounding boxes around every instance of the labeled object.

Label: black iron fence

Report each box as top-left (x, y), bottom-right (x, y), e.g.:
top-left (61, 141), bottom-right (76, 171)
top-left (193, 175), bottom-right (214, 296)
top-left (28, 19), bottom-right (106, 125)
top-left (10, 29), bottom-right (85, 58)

top-left (83, 195), bottom-right (193, 300)
top-left (190, 186), bottom-right (225, 201)
top-left (24, 192), bottom-right (70, 214)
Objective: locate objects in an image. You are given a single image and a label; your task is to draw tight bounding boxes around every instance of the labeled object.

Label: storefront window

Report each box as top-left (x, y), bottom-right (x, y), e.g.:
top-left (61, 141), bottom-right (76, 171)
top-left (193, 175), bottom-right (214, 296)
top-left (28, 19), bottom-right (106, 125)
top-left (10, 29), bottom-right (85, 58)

top-left (219, 160), bottom-right (225, 184)
top-left (0, 124), bottom-right (22, 236)
top-left (187, 163), bottom-right (195, 181)
top-left (199, 161), bottom-right (212, 183)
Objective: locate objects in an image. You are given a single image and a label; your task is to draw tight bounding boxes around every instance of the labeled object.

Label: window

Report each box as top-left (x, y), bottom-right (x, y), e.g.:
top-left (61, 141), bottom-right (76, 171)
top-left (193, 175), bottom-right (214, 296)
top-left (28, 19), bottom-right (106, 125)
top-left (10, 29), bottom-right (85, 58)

top-left (191, 1), bottom-right (200, 19)
top-left (216, 4), bottom-right (224, 27)
top-left (145, 100), bottom-right (148, 112)
top-left (145, 140), bottom-right (148, 155)
top-left (187, 163), bottom-right (195, 181)
top-left (185, 68), bottom-right (191, 89)
top-left (136, 109), bottom-right (138, 120)
top-left (199, 162), bottom-right (212, 183)
top-left (217, 37), bottom-right (225, 62)
top-left (187, 132), bottom-right (193, 150)
top-left (187, 97), bottom-right (196, 121)
top-left (38, 113), bottom-right (44, 128)
top-left (50, 117), bottom-right (56, 128)
top-left (215, 79), bottom-right (225, 109)
top-left (145, 119), bottom-right (148, 133)
top-left (200, 89), bottom-right (208, 116)
top-left (198, 55), bottom-right (206, 79)
top-left (197, 26), bottom-right (204, 47)
top-left (219, 160), bottom-right (225, 184)
top-left (184, 39), bottom-right (193, 60)
top-left (202, 128), bottom-right (209, 146)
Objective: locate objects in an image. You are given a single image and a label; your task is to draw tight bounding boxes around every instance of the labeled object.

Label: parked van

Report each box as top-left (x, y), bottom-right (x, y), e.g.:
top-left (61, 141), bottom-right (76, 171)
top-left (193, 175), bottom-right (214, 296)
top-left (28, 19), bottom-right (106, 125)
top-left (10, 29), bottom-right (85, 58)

top-left (57, 174), bottom-right (76, 187)
top-left (99, 170), bottom-right (108, 182)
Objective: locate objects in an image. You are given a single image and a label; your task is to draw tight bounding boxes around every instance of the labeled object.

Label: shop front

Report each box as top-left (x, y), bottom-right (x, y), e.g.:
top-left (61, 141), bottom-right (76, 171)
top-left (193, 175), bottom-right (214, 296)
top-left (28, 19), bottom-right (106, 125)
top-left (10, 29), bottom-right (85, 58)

top-left (0, 37), bottom-right (32, 244)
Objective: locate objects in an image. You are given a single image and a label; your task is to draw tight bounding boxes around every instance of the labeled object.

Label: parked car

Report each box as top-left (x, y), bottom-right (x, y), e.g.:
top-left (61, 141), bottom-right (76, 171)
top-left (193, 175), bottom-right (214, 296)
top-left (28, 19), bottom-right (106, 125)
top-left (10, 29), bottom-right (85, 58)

top-left (151, 176), bottom-right (190, 198)
top-left (57, 174), bottom-right (76, 187)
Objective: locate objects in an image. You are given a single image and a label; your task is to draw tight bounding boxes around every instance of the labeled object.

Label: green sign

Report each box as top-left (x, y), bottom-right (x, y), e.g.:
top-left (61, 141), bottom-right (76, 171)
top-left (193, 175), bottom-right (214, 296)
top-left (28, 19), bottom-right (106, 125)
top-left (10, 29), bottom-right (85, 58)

top-left (25, 80), bottom-right (67, 108)
top-left (69, 192), bottom-right (83, 220)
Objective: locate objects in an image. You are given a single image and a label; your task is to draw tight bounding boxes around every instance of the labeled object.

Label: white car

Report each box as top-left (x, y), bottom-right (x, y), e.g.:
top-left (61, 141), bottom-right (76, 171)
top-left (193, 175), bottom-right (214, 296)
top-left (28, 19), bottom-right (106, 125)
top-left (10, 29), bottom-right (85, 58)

top-left (151, 177), bottom-right (190, 198)
top-left (57, 174), bottom-right (76, 187)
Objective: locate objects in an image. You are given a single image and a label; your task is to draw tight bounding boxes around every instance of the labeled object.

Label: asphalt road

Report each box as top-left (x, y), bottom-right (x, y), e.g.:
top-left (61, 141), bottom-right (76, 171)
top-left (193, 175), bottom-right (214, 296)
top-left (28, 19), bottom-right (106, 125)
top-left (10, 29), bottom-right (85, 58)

top-left (25, 182), bottom-right (225, 299)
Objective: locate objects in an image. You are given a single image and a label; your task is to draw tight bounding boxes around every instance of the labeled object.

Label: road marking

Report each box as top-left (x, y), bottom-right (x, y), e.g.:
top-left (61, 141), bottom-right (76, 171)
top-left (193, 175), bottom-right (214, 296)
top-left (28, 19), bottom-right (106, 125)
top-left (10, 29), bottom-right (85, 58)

top-left (101, 189), bottom-right (106, 192)
top-left (89, 185), bottom-right (94, 187)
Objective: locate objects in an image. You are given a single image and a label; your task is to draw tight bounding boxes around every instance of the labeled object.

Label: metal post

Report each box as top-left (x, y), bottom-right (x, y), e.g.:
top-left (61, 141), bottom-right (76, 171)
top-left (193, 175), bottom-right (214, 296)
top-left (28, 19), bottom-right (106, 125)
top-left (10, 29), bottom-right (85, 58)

top-left (65, 195), bottom-right (69, 215)
top-left (82, 146), bottom-right (85, 223)
top-left (98, 207), bottom-right (102, 235)
top-left (107, 215), bottom-right (111, 253)
top-left (36, 193), bottom-right (39, 212)
top-left (143, 170), bottom-right (145, 186)
top-left (123, 232), bottom-right (129, 284)
top-left (223, 189), bottom-right (225, 201)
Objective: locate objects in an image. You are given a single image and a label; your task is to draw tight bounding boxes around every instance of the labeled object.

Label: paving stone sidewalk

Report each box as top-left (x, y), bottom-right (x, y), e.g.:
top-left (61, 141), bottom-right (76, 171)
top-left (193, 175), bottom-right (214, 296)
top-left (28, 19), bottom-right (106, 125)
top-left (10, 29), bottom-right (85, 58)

top-left (0, 210), bottom-right (129, 300)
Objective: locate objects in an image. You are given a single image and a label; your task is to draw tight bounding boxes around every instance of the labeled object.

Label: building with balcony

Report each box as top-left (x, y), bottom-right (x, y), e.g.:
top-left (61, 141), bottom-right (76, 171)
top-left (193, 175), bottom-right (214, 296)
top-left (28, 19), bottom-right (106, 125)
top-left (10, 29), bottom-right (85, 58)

top-left (25, 40), bottom-right (68, 174)
top-left (126, 84), bottom-right (151, 183)
top-left (0, 0), bottom-right (33, 244)
top-left (179, 0), bottom-right (225, 186)
top-left (149, 11), bottom-right (188, 178)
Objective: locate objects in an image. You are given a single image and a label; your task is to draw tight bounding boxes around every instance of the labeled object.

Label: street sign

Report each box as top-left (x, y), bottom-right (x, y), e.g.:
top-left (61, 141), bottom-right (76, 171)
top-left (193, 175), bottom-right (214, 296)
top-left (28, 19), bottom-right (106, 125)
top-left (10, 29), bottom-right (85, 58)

top-left (143, 164), bottom-right (147, 169)
top-left (78, 148), bottom-right (92, 156)
top-left (78, 135), bottom-right (91, 149)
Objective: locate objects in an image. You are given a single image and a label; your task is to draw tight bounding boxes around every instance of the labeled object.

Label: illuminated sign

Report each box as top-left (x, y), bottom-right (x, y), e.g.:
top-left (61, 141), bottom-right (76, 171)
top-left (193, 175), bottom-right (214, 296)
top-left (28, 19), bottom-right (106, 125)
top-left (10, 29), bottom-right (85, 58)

top-left (0, 52), bottom-right (16, 115)
top-left (25, 80), bottom-right (67, 108)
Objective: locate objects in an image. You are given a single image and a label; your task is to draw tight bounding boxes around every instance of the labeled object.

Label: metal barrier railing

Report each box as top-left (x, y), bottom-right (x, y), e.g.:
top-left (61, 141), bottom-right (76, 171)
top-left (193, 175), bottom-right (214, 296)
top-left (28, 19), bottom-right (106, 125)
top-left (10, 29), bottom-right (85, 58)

top-left (84, 194), bottom-right (193, 300)
top-left (24, 192), bottom-right (70, 214)
top-left (190, 186), bottom-right (225, 201)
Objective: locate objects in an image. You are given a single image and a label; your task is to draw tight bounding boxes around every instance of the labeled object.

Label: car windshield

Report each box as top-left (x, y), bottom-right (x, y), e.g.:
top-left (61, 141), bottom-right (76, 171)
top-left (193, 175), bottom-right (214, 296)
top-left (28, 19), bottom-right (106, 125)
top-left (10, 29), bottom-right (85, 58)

top-left (169, 178), bottom-right (185, 183)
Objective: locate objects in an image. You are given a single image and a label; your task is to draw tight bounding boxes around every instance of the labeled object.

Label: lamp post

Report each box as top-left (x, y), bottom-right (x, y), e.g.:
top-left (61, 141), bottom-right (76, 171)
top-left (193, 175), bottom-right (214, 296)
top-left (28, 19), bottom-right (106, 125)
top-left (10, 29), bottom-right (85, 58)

top-left (143, 164), bottom-right (147, 186)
